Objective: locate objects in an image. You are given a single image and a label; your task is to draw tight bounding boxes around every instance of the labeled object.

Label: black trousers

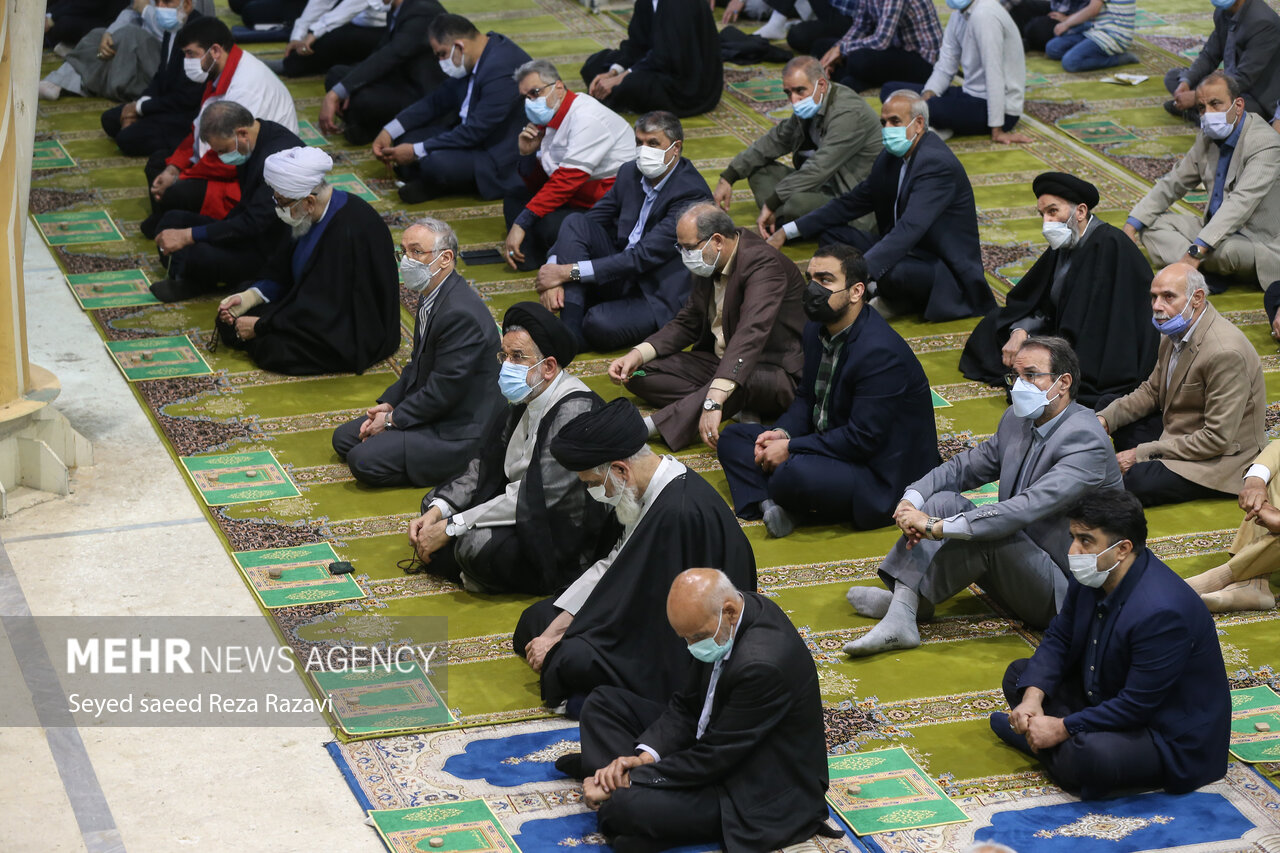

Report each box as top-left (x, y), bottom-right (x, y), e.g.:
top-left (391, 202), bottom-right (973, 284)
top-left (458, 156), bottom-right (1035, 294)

top-left (101, 104), bottom-right (192, 158)
top-left (142, 150), bottom-right (207, 238)
top-left (513, 596), bottom-right (619, 706)
top-left (325, 67), bottom-right (422, 145)
top-left (153, 210), bottom-right (268, 289)
top-left (1162, 68), bottom-right (1269, 117)
top-left (502, 195), bottom-right (575, 271)
top-left (811, 45), bottom-right (934, 93)
top-left (1007, 0), bottom-right (1058, 50)
top-left (331, 415), bottom-right (471, 488)
top-left (780, 0), bottom-right (851, 56)
top-left (425, 528), bottom-right (535, 593)
top-left (579, 686), bottom-right (724, 851)
top-left (230, 0), bottom-right (307, 27)
top-left (282, 23), bottom-right (384, 77)
top-left (1002, 658), bottom-right (1166, 799)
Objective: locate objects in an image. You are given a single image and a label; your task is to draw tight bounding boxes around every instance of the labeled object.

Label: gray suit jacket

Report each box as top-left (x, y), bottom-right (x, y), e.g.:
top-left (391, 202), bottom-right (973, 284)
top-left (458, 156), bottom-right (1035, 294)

top-left (1182, 0), bottom-right (1280, 116)
top-left (1129, 111), bottom-right (1280, 288)
top-left (909, 402), bottom-right (1123, 581)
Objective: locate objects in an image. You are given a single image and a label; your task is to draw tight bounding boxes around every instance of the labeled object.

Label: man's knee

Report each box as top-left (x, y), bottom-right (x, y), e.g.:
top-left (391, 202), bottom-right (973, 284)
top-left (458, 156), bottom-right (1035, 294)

top-left (597, 786), bottom-right (647, 836)
top-left (715, 422), bottom-right (760, 462)
top-left (344, 442), bottom-right (404, 487)
top-left (1002, 657), bottom-right (1030, 706)
top-left (101, 105), bottom-right (123, 138)
top-left (332, 418), bottom-right (362, 458)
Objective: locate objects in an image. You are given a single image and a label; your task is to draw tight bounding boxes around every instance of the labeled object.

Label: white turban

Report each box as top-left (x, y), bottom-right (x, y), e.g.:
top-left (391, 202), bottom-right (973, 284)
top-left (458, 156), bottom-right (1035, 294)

top-left (263, 147), bottom-right (334, 199)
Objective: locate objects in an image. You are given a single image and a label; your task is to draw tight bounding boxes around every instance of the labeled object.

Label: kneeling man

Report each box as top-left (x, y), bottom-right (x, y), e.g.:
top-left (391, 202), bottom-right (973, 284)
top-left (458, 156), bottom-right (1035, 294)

top-left (991, 489), bottom-right (1230, 799)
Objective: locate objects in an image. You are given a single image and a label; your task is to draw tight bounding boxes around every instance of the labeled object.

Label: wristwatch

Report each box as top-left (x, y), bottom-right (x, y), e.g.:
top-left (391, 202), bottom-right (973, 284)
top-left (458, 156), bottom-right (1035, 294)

top-left (384, 410), bottom-right (395, 429)
top-left (926, 516), bottom-right (942, 540)
top-left (702, 398), bottom-right (722, 412)
top-left (1187, 243), bottom-right (1209, 261)
top-left (569, 263), bottom-right (581, 282)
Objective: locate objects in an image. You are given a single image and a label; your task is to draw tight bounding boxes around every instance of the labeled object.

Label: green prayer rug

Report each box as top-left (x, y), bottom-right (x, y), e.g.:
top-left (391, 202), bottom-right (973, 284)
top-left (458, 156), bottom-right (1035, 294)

top-left (1229, 686), bottom-right (1280, 763)
top-left (32, 138), bottom-right (75, 168)
top-left (297, 119), bottom-right (329, 147)
top-left (232, 543), bottom-right (365, 609)
top-left (827, 747), bottom-right (970, 836)
top-left (329, 172), bottom-right (377, 202)
top-left (66, 269), bottom-right (157, 310)
top-left (314, 662), bottom-right (455, 736)
top-left (368, 800), bottom-right (519, 853)
top-left (105, 334), bottom-right (211, 381)
top-left (179, 450), bottom-right (301, 506)
top-left (33, 210), bottom-right (123, 246)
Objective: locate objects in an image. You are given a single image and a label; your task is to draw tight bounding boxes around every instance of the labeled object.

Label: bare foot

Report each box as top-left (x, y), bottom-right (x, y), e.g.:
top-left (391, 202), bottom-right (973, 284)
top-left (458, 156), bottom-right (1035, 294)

top-left (583, 777), bottom-right (610, 810)
top-left (1185, 563), bottom-right (1234, 595)
top-left (1202, 577), bottom-right (1275, 613)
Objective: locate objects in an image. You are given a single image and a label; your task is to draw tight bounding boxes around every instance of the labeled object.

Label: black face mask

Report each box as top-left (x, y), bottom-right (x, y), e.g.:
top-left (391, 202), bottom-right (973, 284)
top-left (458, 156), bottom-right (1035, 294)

top-left (803, 278), bottom-right (847, 323)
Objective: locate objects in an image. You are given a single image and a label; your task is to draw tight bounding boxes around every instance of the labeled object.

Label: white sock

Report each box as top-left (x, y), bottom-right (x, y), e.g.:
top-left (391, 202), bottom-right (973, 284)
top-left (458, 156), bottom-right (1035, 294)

top-left (643, 415), bottom-right (659, 439)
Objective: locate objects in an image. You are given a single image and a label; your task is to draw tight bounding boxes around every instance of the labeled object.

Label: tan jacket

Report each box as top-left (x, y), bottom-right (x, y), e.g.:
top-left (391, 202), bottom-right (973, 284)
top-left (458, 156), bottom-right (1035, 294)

top-left (1129, 111), bottom-right (1280, 289)
top-left (1097, 302), bottom-right (1266, 495)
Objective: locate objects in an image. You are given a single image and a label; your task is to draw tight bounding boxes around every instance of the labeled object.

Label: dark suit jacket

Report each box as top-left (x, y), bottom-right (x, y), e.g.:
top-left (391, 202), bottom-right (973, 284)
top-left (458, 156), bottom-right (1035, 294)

top-left (335, 0), bottom-right (445, 99)
top-left (379, 271), bottom-right (504, 447)
top-left (775, 307), bottom-right (939, 529)
top-left (192, 119), bottom-right (300, 255)
top-left (135, 13), bottom-right (205, 118)
top-left (794, 132), bottom-right (992, 321)
top-left (390, 31), bottom-right (530, 199)
top-left (1017, 549), bottom-right (1230, 793)
top-left (643, 228), bottom-right (805, 387)
top-left (581, 158), bottom-right (712, 325)
top-left (629, 592), bottom-right (829, 852)
top-left (1183, 0), bottom-right (1280, 114)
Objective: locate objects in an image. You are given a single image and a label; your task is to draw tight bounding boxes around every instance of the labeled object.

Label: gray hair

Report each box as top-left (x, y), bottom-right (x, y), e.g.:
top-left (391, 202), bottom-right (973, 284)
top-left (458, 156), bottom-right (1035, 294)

top-left (409, 217), bottom-right (458, 255)
top-left (884, 88), bottom-right (930, 127)
top-left (590, 446), bottom-right (655, 476)
top-left (1021, 335), bottom-right (1081, 400)
top-left (681, 201), bottom-right (735, 243)
top-left (1184, 266), bottom-right (1209, 299)
top-left (635, 110), bottom-right (684, 143)
top-left (513, 58), bottom-right (560, 85)
top-left (198, 100), bottom-right (253, 142)
top-left (783, 55), bottom-right (826, 85)
top-left (702, 569), bottom-right (740, 617)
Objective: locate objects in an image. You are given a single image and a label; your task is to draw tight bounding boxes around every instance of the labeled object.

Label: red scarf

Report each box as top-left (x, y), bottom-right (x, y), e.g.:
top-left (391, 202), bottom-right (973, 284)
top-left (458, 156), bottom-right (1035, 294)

top-left (164, 45), bottom-right (246, 219)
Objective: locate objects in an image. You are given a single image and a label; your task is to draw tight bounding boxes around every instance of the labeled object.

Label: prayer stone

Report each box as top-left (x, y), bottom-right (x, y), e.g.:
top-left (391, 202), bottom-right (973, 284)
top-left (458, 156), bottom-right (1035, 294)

top-left (245, 470), bottom-right (258, 478)
top-left (1256, 722), bottom-right (1272, 733)
top-left (429, 837), bottom-right (444, 848)
top-left (268, 567), bottom-right (282, 580)
top-left (92, 285), bottom-right (104, 292)
top-left (141, 351), bottom-right (154, 361)
top-left (846, 785), bottom-right (861, 796)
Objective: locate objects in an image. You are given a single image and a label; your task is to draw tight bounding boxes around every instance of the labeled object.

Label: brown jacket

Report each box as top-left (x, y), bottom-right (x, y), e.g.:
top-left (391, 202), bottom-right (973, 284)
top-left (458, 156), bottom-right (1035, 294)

top-left (1097, 301), bottom-right (1265, 495)
top-left (643, 228), bottom-right (806, 386)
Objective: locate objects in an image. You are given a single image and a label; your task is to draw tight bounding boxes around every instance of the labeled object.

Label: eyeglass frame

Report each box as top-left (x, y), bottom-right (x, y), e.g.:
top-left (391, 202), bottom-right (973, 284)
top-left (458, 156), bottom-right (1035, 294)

top-left (1003, 370), bottom-right (1060, 388)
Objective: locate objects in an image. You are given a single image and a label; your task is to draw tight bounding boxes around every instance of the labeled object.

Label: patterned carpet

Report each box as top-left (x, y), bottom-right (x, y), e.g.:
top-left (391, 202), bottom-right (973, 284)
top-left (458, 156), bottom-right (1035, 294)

top-left (32, 0), bottom-right (1280, 847)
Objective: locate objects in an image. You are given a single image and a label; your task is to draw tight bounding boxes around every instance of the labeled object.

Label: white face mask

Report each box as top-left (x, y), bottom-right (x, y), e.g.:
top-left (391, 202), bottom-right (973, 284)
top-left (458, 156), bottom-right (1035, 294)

top-left (399, 254), bottom-right (439, 293)
top-left (1200, 103), bottom-right (1237, 140)
top-left (1067, 539), bottom-right (1125, 588)
top-left (439, 44), bottom-right (467, 79)
top-left (1009, 375), bottom-right (1062, 420)
top-left (680, 238), bottom-right (720, 278)
top-left (635, 140), bottom-right (676, 180)
top-left (1042, 215), bottom-right (1080, 251)
top-left (587, 470), bottom-right (626, 506)
top-left (183, 53), bottom-right (210, 83)
top-left (275, 198), bottom-right (310, 228)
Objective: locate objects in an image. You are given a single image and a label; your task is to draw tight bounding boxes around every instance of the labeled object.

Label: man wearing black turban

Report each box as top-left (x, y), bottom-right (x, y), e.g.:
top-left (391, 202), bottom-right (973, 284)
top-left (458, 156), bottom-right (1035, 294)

top-left (960, 172), bottom-right (1157, 406)
top-left (407, 302), bottom-right (617, 594)
top-left (512, 398), bottom-right (756, 714)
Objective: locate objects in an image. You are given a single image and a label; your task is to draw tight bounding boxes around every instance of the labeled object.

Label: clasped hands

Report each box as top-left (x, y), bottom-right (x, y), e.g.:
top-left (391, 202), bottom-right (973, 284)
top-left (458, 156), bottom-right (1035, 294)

top-left (407, 506), bottom-right (451, 564)
top-left (753, 429), bottom-right (790, 473)
top-left (371, 130), bottom-right (416, 167)
top-left (1008, 690), bottom-right (1068, 752)
top-left (588, 69), bottom-right (625, 100)
top-left (583, 752), bottom-right (654, 809)
top-left (893, 500), bottom-right (935, 549)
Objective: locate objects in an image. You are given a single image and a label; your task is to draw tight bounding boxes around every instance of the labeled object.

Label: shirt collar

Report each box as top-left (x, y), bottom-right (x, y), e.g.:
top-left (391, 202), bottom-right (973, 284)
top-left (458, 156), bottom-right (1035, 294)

top-left (642, 159), bottom-right (678, 195)
top-left (1092, 548), bottom-right (1148, 607)
top-left (526, 370), bottom-right (567, 416)
top-left (546, 89), bottom-right (576, 130)
top-left (1034, 403), bottom-right (1070, 440)
top-left (714, 231), bottom-right (741, 283)
top-left (1217, 111), bottom-right (1246, 148)
top-left (1173, 304), bottom-right (1207, 349)
top-left (821, 319), bottom-right (854, 352)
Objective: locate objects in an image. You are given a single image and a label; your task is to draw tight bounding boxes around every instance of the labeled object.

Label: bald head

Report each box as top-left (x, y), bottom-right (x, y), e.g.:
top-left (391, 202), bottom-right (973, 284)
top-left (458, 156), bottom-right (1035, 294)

top-left (1150, 262), bottom-right (1207, 325)
top-left (667, 569), bottom-right (743, 646)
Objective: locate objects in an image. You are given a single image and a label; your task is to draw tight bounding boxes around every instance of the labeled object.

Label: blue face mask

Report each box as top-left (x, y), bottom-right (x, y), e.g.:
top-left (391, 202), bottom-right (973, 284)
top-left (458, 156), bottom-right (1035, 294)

top-left (946, 0), bottom-right (974, 8)
top-left (1152, 299), bottom-right (1194, 337)
top-left (525, 94), bottom-right (557, 125)
top-left (498, 358), bottom-right (546, 404)
top-left (881, 121), bottom-right (917, 158)
top-left (218, 137), bottom-right (248, 166)
top-left (792, 85), bottom-right (823, 120)
top-left (154, 6), bottom-right (181, 30)
top-left (686, 604), bottom-right (735, 664)
top-left (1210, 0), bottom-right (1235, 7)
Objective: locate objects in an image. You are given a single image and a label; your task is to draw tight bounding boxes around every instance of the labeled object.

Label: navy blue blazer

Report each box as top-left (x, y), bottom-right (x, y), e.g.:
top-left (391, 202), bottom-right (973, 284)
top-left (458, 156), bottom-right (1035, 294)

top-left (389, 32), bottom-right (530, 199)
top-left (794, 132), bottom-right (992, 322)
top-left (1018, 549), bottom-right (1230, 794)
top-left (136, 14), bottom-right (205, 118)
top-left (582, 158), bottom-right (712, 325)
top-left (773, 306), bottom-right (939, 529)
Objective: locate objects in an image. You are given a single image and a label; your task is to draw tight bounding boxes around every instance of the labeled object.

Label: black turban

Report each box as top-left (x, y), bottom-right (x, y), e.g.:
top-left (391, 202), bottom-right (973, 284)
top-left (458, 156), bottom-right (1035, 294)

top-left (550, 398), bottom-right (650, 472)
top-left (503, 301), bottom-right (577, 367)
top-left (1032, 172), bottom-right (1100, 210)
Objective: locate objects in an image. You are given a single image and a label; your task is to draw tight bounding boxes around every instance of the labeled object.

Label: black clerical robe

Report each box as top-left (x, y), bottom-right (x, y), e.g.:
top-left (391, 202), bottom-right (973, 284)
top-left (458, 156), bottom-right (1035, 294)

top-left (958, 220), bottom-right (1156, 406)
top-left (580, 0), bottom-right (722, 118)
top-left (241, 192), bottom-right (400, 376)
top-left (522, 466), bottom-right (756, 707)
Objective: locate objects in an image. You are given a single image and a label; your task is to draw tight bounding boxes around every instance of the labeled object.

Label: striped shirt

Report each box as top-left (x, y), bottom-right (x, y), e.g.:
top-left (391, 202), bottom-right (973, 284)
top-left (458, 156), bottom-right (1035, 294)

top-left (835, 0), bottom-right (944, 64)
top-left (813, 324), bottom-right (851, 433)
top-left (1085, 0), bottom-right (1135, 54)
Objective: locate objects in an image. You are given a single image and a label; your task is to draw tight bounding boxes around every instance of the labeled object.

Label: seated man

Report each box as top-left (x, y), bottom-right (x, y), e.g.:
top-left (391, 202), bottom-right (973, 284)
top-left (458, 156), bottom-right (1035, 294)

top-left (331, 218), bottom-right (503, 488)
top-left (817, 0), bottom-right (942, 94)
top-left (1006, 0), bottom-right (1089, 51)
top-left (371, 14), bottom-right (529, 204)
top-left (45, 0), bottom-right (129, 51)
top-left (1043, 0), bottom-right (1138, 73)
top-left (1097, 263), bottom-right (1266, 507)
top-left (960, 172), bottom-right (1156, 406)
top-left (991, 489), bottom-right (1230, 799)
top-left (568, 569), bottom-right (830, 851)
top-left (408, 303), bottom-right (616, 595)
top-left (503, 59), bottom-right (634, 272)
top-left (538, 111), bottom-right (711, 353)
top-left (214, 147), bottom-right (400, 375)
top-left (1162, 0), bottom-right (1280, 121)
top-left (40, 0), bottom-right (180, 103)
top-left (1186, 440), bottom-right (1280, 613)
top-left (514, 399), bottom-right (757, 713)
top-left (769, 89), bottom-right (994, 322)
top-left (141, 17), bottom-right (298, 239)
top-left (713, 56), bottom-right (882, 237)
top-left (1125, 72), bottom-right (1280, 294)
top-left (276, 0), bottom-right (385, 78)
top-left (880, 0), bottom-right (1031, 143)
top-left (100, 0), bottom-right (205, 157)
top-left (150, 101), bottom-right (301, 302)
top-left (581, 0), bottom-right (723, 118)
top-left (609, 203), bottom-right (806, 452)
top-left (718, 243), bottom-right (938, 537)
top-left (228, 0), bottom-right (305, 29)
top-left (318, 0), bottom-right (446, 145)
top-left (845, 336), bottom-right (1123, 657)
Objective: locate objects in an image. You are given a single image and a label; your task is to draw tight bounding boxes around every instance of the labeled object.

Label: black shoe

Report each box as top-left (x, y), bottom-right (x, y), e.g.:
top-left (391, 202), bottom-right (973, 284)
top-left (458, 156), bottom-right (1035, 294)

top-left (1202, 271), bottom-right (1232, 295)
top-left (398, 180), bottom-right (438, 205)
top-left (149, 278), bottom-right (215, 303)
top-left (989, 711), bottom-right (1035, 757)
top-left (554, 751), bottom-right (584, 780)
top-left (564, 693), bottom-right (588, 720)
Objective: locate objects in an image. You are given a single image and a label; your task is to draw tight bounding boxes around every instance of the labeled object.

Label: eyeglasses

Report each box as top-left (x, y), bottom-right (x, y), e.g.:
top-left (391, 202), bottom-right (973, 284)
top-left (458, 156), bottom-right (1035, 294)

top-left (496, 350), bottom-right (537, 365)
top-left (674, 236), bottom-right (713, 252)
top-left (523, 82), bottom-right (556, 101)
top-left (1003, 371), bottom-right (1058, 387)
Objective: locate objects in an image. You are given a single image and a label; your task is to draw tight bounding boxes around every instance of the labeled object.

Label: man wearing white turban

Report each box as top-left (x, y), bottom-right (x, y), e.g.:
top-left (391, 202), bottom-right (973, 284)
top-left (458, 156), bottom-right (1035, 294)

top-left (150, 99), bottom-right (302, 302)
top-left (214, 145), bottom-right (401, 375)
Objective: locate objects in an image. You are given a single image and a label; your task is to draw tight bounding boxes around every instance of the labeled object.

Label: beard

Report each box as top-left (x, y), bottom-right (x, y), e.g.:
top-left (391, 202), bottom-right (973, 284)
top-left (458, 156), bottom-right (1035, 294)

top-left (291, 218), bottom-right (315, 239)
top-left (614, 482), bottom-right (644, 527)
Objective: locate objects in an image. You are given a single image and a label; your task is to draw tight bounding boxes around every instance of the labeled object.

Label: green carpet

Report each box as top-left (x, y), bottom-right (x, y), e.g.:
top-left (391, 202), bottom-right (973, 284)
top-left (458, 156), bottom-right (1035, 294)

top-left (33, 0), bottom-right (1280, 797)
